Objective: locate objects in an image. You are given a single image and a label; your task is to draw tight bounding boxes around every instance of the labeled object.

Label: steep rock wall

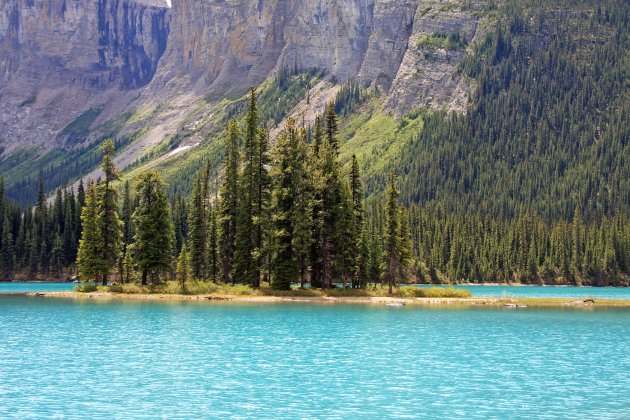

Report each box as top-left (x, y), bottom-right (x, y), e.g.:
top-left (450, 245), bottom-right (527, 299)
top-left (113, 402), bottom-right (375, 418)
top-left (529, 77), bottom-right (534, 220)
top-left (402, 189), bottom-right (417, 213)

top-left (0, 0), bottom-right (169, 149)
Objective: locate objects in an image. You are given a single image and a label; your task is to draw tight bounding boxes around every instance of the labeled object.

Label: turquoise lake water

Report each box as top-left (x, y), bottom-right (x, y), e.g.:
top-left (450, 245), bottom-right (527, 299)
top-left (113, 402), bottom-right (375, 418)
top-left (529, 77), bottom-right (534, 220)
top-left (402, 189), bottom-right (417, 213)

top-left (1, 296), bottom-right (629, 418)
top-left (416, 285), bottom-right (630, 300)
top-left (0, 282), bottom-right (75, 293)
top-left (3, 282), bottom-right (630, 299)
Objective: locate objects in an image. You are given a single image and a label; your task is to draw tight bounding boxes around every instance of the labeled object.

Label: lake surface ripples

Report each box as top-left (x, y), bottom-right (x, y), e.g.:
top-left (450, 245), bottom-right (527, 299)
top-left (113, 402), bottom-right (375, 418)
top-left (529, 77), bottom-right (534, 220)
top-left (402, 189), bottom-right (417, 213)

top-left (0, 296), bottom-right (629, 418)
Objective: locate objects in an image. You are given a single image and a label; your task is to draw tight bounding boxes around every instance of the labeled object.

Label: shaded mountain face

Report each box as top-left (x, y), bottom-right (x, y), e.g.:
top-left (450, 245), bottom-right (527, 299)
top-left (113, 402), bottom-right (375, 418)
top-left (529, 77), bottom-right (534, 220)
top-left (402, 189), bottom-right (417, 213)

top-left (0, 0), bottom-right (170, 150)
top-left (0, 0), bottom-right (479, 154)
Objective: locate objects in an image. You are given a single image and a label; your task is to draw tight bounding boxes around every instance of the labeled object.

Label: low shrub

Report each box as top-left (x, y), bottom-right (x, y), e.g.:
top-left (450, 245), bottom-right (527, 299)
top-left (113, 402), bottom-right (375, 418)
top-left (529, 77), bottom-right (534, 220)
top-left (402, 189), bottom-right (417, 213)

top-left (108, 284), bottom-right (123, 293)
top-left (121, 283), bottom-right (144, 294)
top-left (398, 286), bottom-right (471, 298)
top-left (75, 283), bottom-right (98, 293)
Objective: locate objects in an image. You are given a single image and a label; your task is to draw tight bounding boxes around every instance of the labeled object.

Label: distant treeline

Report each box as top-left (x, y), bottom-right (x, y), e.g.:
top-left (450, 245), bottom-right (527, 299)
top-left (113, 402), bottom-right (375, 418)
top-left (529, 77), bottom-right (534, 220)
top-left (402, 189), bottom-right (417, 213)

top-left (372, 0), bottom-right (629, 222)
top-left (1, 90), bottom-right (628, 286)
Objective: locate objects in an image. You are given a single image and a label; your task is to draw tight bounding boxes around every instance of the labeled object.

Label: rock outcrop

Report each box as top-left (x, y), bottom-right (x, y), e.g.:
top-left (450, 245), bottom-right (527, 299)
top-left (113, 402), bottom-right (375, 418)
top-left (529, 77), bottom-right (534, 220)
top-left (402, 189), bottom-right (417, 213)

top-left (0, 0), bottom-right (484, 156)
top-left (0, 0), bottom-right (169, 150)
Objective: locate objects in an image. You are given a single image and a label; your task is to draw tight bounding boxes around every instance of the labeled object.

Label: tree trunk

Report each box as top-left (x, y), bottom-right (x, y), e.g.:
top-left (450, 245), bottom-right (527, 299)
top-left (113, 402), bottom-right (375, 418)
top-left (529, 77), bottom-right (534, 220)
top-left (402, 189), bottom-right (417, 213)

top-left (102, 273), bottom-right (107, 287)
top-left (142, 270), bottom-right (148, 285)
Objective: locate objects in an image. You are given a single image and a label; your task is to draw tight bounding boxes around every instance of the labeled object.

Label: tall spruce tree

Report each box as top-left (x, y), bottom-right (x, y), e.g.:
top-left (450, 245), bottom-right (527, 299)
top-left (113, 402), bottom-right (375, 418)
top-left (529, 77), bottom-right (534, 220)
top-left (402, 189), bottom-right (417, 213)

top-left (77, 180), bottom-right (106, 283)
top-left (176, 244), bottom-right (190, 292)
top-left (188, 174), bottom-right (207, 279)
top-left (1, 214), bottom-right (13, 280)
top-left (398, 206), bottom-right (412, 282)
top-left (207, 201), bottom-right (219, 281)
top-left (219, 119), bottom-right (241, 284)
top-left (121, 180), bottom-right (133, 248)
top-left (349, 155), bottom-right (365, 287)
top-left (270, 120), bottom-right (311, 290)
top-left (384, 173), bottom-right (401, 295)
top-left (235, 87), bottom-right (263, 287)
top-left (325, 102), bottom-right (339, 153)
top-left (317, 134), bottom-right (342, 289)
top-left (97, 140), bottom-right (123, 285)
top-left (131, 171), bottom-right (174, 285)
top-left (309, 117), bottom-right (324, 287)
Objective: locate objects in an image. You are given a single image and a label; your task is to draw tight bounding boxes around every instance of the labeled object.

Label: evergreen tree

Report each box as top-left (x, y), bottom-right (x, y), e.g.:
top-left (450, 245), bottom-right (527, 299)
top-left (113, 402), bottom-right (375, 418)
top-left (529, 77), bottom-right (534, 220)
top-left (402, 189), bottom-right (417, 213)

top-left (398, 206), bottom-right (413, 282)
top-left (235, 87), bottom-right (264, 287)
top-left (176, 244), bottom-right (190, 292)
top-left (77, 180), bottom-right (106, 283)
top-left (131, 171), bottom-right (174, 285)
top-left (219, 120), bottom-right (241, 284)
top-left (207, 202), bottom-right (219, 282)
top-left (317, 135), bottom-right (341, 289)
top-left (270, 120), bottom-right (311, 290)
top-left (97, 140), bottom-right (123, 285)
top-left (325, 102), bottom-right (339, 153)
top-left (349, 155), bottom-right (365, 287)
top-left (384, 173), bottom-right (401, 295)
top-left (121, 180), bottom-right (133, 248)
top-left (50, 232), bottom-right (64, 278)
top-left (1, 214), bottom-right (13, 280)
top-left (188, 174), bottom-right (207, 279)
top-left (122, 250), bottom-right (134, 284)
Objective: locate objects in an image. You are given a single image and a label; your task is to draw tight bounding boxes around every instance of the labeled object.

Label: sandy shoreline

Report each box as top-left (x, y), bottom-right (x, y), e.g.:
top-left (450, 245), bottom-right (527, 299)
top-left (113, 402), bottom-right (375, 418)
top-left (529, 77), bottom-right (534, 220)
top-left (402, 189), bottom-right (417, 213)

top-left (18, 291), bottom-right (630, 308)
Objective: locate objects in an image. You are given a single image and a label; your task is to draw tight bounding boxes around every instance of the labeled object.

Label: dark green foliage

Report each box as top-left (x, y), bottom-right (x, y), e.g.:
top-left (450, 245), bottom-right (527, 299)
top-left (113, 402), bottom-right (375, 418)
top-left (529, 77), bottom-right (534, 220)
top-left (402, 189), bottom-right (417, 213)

top-left (218, 120), bottom-right (241, 284)
top-left (130, 171), bottom-right (174, 285)
top-left (3, 136), bottom-right (133, 207)
top-left (334, 83), bottom-right (367, 117)
top-left (269, 120), bottom-right (312, 290)
top-left (234, 88), bottom-right (271, 287)
top-left (384, 173), bottom-right (402, 295)
top-left (59, 108), bottom-right (102, 144)
top-left (188, 174), bottom-right (208, 279)
top-left (404, 204), bottom-right (630, 286)
top-left (97, 140), bottom-right (123, 285)
top-left (77, 180), bottom-right (106, 283)
top-left (377, 0), bottom-right (629, 223)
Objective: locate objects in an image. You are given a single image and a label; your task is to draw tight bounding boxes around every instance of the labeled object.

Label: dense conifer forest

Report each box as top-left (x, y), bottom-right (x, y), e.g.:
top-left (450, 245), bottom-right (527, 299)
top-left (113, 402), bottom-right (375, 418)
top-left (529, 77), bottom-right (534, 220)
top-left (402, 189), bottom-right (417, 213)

top-left (0, 0), bottom-right (628, 287)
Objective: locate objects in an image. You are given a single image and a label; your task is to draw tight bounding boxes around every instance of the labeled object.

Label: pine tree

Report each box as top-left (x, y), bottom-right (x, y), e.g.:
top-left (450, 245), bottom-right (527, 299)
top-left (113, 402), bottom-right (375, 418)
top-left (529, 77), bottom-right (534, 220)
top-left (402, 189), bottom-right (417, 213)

top-left (188, 174), bottom-right (207, 279)
top-left (121, 180), bottom-right (133, 248)
top-left (219, 120), bottom-right (241, 284)
top-left (235, 87), bottom-right (263, 287)
top-left (77, 180), bottom-right (106, 283)
top-left (317, 136), bottom-right (341, 289)
top-left (325, 102), bottom-right (339, 153)
top-left (176, 244), bottom-right (191, 292)
top-left (97, 140), bottom-right (123, 286)
top-left (349, 155), bottom-right (365, 287)
top-left (256, 127), bottom-right (272, 286)
top-left (398, 206), bottom-right (413, 282)
top-left (384, 173), bottom-right (401, 295)
top-left (334, 180), bottom-right (354, 288)
top-left (207, 202), bottom-right (219, 281)
top-left (1, 214), bottom-right (13, 280)
top-left (130, 171), bottom-right (174, 285)
top-left (122, 250), bottom-right (134, 284)
top-left (50, 232), bottom-right (64, 279)
top-left (270, 120), bottom-right (310, 290)
top-left (312, 116), bottom-right (323, 156)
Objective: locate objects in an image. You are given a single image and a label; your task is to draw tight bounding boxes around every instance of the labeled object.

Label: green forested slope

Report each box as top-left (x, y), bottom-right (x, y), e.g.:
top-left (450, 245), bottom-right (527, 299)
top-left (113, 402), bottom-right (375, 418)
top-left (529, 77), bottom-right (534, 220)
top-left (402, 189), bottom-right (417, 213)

top-left (0, 0), bottom-right (628, 285)
top-left (365, 0), bottom-right (629, 222)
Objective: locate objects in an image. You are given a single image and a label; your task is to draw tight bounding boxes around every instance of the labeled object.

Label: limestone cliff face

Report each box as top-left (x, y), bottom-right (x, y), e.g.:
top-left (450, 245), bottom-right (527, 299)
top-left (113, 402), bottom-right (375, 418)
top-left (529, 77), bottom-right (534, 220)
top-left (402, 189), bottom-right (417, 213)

top-left (155, 0), bottom-right (423, 95)
top-left (0, 0), bottom-right (169, 149)
top-left (0, 0), bottom-right (483, 154)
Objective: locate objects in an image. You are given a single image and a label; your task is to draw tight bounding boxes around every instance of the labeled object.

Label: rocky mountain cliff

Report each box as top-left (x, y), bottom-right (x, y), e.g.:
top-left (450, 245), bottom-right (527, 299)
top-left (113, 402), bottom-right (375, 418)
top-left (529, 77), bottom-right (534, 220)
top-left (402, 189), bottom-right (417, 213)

top-left (0, 0), bottom-right (485, 200)
top-left (0, 0), bottom-right (169, 151)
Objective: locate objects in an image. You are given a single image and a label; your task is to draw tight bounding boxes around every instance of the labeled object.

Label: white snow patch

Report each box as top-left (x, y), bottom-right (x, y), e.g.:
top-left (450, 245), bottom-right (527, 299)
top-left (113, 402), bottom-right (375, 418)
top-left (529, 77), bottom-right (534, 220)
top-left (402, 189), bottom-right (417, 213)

top-left (167, 143), bottom-right (198, 157)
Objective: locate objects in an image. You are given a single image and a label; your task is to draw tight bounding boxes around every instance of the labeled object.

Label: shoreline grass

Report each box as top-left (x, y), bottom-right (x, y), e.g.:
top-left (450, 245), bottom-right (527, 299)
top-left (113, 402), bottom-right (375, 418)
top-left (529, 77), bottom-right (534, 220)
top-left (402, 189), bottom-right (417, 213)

top-left (53, 281), bottom-right (630, 308)
top-left (75, 281), bottom-right (472, 299)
